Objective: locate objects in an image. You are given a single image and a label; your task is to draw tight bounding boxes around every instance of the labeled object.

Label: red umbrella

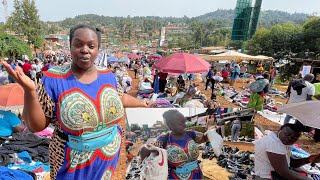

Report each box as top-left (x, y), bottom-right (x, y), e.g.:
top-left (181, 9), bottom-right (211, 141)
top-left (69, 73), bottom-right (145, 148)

top-left (149, 55), bottom-right (162, 59)
top-left (128, 54), bottom-right (140, 59)
top-left (153, 53), bottom-right (211, 73)
top-left (0, 83), bottom-right (24, 110)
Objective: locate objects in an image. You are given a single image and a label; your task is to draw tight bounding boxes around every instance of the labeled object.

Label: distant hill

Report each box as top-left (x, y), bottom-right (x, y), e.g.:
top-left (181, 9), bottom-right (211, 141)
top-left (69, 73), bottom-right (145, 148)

top-left (55, 9), bottom-right (310, 29)
top-left (193, 9), bottom-right (309, 27)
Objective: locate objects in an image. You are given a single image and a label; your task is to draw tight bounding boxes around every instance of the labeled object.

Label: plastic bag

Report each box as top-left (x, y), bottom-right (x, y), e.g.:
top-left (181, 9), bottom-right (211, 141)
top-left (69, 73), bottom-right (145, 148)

top-left (140, 145), bottom-right (168, 180)
top-left (139, 82), bottom-right (152, 90)
top-left (206, 128), bottom-right (223, 157)
top-left (254, 126), bottom-right (264, 140)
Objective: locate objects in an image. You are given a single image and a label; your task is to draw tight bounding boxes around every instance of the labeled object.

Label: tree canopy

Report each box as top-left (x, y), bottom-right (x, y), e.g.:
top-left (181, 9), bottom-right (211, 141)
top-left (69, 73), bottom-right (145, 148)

top-left (5, 0), bottom-right (44, 50)
top-left (0, 33), bottom-right (32, 59)
top-left (245, 17), bottom-right (320, 81)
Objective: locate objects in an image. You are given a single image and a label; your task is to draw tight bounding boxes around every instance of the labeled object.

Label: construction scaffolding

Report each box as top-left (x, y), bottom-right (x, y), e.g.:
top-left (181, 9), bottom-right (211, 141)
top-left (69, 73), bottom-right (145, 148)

top-left (249, 0), bottom-right (262, 39)
top-left (231, 0), bottom-right (263, 41)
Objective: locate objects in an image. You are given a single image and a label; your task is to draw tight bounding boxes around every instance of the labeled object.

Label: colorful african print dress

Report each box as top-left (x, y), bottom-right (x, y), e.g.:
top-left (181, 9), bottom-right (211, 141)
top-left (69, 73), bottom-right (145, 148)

top-left (37, 64), bottom-right (124, 180)
top-left (155, 130), bottom-right (204, 180)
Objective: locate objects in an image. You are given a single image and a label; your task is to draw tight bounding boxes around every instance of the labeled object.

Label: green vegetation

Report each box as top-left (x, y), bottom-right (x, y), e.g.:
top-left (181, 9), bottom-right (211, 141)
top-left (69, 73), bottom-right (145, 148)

top-left (225, 122), bottom-right (254, 139)
top-left (0, 33), bottom-right (32, 58)
top-left (246, 17), bottom-right (320, 81)
top-left (38, 10), bottom-right (309, 48)
top-left (4, 0), bottom-right (43, 54)
top-left (130, 123), bottom-right (142, 132)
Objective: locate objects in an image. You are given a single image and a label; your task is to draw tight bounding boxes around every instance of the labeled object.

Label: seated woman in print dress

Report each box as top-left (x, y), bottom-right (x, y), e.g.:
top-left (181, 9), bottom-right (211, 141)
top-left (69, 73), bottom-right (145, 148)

top-left (2, 24), bottom-right (149, 180)
top-left (141, 109), bottom-right (212, 180)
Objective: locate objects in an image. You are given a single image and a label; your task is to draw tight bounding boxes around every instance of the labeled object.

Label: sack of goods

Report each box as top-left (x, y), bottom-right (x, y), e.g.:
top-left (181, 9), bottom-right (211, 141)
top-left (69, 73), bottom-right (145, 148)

top-left (140, 145), bottom-right (168, 180)
top-left (206, 128), bottom-right (223, 157)
top-left (249, 79), bottom-right (269, 93)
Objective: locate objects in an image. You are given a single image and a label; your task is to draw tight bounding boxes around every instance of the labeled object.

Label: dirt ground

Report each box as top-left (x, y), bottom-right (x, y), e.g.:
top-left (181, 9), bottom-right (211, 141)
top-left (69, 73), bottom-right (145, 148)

top-left (113, 118), bottom-right (127, 180)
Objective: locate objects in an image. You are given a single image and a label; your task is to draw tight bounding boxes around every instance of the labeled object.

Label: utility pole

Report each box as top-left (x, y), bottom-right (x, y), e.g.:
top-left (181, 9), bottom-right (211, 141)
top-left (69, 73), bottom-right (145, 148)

top-left (2, 0), bottom-right (8, 22)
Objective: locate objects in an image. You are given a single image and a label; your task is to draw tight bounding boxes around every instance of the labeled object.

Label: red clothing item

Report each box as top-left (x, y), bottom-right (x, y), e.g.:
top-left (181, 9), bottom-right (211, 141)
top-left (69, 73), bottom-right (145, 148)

top-left (22, 63), bottom-right (32, 74)
top-left (158, 72), bottom-right (168, 80)
top-left (42, 65), bottom-right (49, 72)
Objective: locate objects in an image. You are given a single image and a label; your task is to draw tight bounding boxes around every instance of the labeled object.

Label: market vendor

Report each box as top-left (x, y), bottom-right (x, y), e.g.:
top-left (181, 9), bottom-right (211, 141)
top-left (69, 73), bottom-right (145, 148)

top-left (255, 122), bottom-right (320, 180)
top-left (140, 109), bottom-right (212, 180)
top-left (0, 110), bottom-right (25, 137)
top-left (256, 63), bottom-right (264, 76)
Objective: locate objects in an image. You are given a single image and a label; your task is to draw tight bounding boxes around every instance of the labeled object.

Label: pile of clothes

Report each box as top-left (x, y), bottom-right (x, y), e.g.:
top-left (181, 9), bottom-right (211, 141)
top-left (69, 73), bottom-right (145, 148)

top-left (216, 84), bottom-right (286, 111)
top-left (0, 132), bottom-right (51, 180)
top-left (150, 99), bottom-right (175, 108)
top-left (137, 89), bottom-right (154, 99)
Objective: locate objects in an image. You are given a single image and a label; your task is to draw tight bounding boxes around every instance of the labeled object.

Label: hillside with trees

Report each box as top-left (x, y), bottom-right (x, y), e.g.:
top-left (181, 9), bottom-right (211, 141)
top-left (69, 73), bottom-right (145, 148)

top-left (55, 9), bottom-right (309, 29)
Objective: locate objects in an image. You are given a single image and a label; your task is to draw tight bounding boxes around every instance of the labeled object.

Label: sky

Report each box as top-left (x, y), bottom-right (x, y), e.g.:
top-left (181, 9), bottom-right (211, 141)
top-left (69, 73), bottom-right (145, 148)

top-left (126, 108), bottom-right (207, 127)
top-left (1, 0), bottom-right (320, 22)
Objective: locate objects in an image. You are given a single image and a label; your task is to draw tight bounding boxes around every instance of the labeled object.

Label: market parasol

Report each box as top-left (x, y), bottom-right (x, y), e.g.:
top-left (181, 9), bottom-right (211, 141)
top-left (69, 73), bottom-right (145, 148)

top-left (128, 54), bottom-right (140, 59)
top-left (278, 101), bottom-right (320, 128)
top-left (0, 83), bottom-right (24, 111)
top-left (198, 51), bottom-right (273, 61)
top-left (153, 53), bottom-right (211, 74)
top-left (107, 56), bottom-right (119, 63)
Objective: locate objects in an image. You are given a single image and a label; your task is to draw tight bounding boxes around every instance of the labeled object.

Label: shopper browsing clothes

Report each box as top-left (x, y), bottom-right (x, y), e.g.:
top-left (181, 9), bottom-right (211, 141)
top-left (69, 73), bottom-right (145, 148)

top-left (284, 73), bottom-right (315, 124)
top-left (247, 72), bottom-right (270, 111)
top-left (1, 24), bottom-right (150, 180)
top-left (231, 118), bottom-right (242, 142)
top-left (230, 64), bottom-right (240, 87)
top-left (140, 109), bottom-right (212, 180)
top-left (255, 122), bottom-right (320, 180)
top-left (0, 110), bottom-right (25, 138)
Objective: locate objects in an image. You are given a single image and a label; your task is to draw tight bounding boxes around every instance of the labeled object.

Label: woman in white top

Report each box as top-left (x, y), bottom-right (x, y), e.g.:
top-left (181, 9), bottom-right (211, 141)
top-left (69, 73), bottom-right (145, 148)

top-left (30, 60), bottom-right (37, 82)
top-left (255, 123), bottom-right (320, 180)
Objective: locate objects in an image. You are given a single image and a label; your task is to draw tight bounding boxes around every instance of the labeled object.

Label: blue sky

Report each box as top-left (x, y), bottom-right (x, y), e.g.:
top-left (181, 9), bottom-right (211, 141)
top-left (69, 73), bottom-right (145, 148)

top-left (1, 0), bottom-right (320, 22)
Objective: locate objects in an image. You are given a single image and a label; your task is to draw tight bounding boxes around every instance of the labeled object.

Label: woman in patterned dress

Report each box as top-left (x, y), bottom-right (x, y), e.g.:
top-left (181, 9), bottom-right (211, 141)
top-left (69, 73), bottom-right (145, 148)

top-left (2, 24), bottom-right (149, 180)
top-left (141, 109), bottom-right (210, 180)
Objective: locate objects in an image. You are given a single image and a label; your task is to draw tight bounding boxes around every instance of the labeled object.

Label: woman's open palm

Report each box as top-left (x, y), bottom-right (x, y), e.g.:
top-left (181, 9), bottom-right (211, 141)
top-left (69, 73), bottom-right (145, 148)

top-left (1, 61), bottom-right (36, 92)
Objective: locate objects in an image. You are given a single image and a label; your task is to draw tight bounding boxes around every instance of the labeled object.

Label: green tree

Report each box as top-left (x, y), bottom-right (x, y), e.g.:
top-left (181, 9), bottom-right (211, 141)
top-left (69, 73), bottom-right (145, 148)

top-left (0, 33), bottom-right (32, 58)
top-left (302, 17), bottom-right (320, 59)
top-left (245, 28), bottom-right (272, 55)
top-left (130, 124), bottom-right (142, 132)
top-left (5, 0), bottom-right (44, 54)
top-left (246, 23), bottom-right (304, 81)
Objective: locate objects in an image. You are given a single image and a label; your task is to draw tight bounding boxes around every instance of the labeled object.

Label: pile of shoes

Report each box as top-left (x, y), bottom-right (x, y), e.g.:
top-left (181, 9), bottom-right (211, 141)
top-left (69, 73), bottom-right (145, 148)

top-left (214, 146), bottom-right (254, 180)
top-left (126, 158), bottom-right (141, 180)
top-left (224, 136), bottom-right (254, 143)
top-left (201, 145), bottom-right (215, 160)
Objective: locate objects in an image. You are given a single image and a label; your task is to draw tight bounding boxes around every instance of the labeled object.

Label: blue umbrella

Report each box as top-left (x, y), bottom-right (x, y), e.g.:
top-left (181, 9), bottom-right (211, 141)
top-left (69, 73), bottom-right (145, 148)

top-left (154, 72), bottom-right (159, 94)
top-left (119, 56), bottom-right (129, 63)
top-left (107, 56), bottom-right (118, 63)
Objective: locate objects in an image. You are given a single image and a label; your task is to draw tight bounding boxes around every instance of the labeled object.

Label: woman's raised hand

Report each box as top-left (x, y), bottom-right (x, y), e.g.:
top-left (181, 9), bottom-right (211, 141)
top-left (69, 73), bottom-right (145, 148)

top-left (1, 61), bottom-right (36, 92)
